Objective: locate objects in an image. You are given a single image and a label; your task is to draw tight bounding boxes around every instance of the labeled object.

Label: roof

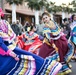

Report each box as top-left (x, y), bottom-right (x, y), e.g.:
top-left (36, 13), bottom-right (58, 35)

top-left (5, 8), bottom-right (35, 16)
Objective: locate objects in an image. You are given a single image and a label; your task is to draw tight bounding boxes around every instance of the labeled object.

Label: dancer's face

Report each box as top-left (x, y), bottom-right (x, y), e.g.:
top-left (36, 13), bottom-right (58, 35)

top-left (73, 15), bottom-right (76, 21)
top-left (42, 15), bottom-right (50, 23)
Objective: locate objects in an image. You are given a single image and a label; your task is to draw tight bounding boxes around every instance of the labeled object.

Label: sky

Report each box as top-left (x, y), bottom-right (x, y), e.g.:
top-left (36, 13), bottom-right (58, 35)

top-left (49, 0), bottom-right (73, 5)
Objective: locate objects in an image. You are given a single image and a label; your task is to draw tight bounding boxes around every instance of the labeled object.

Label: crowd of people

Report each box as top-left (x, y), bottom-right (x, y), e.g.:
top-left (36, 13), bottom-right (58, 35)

top-left (0, 7), bottom-right (76, 75)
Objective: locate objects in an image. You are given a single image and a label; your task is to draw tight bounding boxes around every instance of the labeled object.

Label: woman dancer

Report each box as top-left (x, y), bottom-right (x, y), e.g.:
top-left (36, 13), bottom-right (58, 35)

top-left (17, 25), bottom-right (42, 55)
top-left (39, 12), bottom-right (74, 75)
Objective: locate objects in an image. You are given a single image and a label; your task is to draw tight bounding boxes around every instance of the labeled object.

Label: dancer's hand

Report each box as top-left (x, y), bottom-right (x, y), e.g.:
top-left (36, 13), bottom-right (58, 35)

top-left (9, 51), bottom-right (19, 61)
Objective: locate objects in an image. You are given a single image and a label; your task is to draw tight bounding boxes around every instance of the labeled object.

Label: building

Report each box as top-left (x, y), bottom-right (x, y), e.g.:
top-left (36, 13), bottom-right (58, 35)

top-left (0, 0), bottom-right (3, 8)
top-left (0, 0), bottom-right (35, 25)
top-left (0, 0), bottom-right (72, 25)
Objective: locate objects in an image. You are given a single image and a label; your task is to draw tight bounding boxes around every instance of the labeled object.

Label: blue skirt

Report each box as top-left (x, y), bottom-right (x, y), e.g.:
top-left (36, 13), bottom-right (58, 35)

top-left (0, 47), bottom-right (62, 75)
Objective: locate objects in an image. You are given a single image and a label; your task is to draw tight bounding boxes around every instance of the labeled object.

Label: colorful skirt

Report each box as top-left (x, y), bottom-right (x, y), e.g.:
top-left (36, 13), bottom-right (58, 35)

top-left (17, 35), bottom-right (42, 55)
top-left (0, 47), bottom-right (62, 75)
top-left (39, 36), bottom-right (74, 74)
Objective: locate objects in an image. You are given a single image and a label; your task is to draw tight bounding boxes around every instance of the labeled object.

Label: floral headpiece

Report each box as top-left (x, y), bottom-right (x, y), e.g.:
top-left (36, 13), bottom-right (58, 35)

top-left (0, 8), bottom-right (4, 17)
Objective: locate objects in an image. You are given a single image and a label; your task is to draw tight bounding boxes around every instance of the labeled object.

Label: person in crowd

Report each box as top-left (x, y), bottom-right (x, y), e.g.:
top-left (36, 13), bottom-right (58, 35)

top-left (24, 21), bottom-right (30, 31)
top-left (70, 14), bottom-right (76, 60)
top-left (11, 22), bottom-right (21, 36)
top-left (0, 8), bottom-right (62, 75)
top-left (16, 20), bottom-right (25, 34)
top-left (38, 11), bottom-right (74, 75)
top-left (61, 18), bottom-right (71, 39)
top-left (36, 21), bottom-right (45, 37)
top-left (31, 22), bottom-right (37, 32)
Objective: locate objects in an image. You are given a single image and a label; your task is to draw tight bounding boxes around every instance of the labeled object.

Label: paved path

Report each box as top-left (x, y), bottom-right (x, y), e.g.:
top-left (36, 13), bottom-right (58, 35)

top-left (69, 61), bottom-right (76, 75)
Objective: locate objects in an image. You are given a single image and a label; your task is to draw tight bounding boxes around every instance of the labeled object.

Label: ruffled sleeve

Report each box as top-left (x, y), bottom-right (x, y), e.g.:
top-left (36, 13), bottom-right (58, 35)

top-left (0, 37), bottom-right (8, 52)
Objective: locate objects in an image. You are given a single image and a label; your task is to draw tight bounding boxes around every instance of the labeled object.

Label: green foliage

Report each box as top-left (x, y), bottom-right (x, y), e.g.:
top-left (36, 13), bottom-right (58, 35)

top-left (24, 0), bottom-right (47, 10)
top-left (71, 0), bottom-right (76, 7)
top-left (57, 2), bottom-right (74, 13)
top-left (27, 1), bottom-right (40, 10)
top-left (46, 1), bottom-right (76, 13)
top-left (6, 0), bottom-right (75, 13)
top-left (6, 0), bottom-right (24, 5)
top-left (71, 0), bottom-right (76, 13)
top-left (46, 2), bottom-right (60, 13)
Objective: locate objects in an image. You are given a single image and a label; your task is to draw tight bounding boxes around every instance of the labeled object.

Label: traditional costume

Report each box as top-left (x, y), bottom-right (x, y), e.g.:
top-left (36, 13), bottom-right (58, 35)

top-left (16, 27), bottom-right (42, 55)
top-left (70, 21), bottom-right (76, 45)
top-left (39, 20), bottom-right (74, 75)
top-left (70, 21), bottom-right (76, 60)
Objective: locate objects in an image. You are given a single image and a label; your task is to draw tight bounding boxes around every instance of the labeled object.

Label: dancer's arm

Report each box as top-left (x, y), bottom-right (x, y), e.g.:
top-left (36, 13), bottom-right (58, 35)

top-left (0, 37), bottom-right (19, 61)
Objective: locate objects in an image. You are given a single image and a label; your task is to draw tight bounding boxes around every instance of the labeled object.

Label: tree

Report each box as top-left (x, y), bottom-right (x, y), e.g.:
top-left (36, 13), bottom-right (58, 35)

top-left (6, 0), bottom-right (24, 23)
top-left (46, 1), bottom-right (56, 13)
top-left (71, 0), bottom-right (76, 13)
top-left (61, 2), bottom-right (75, 19)
top-left (61, 3), bottom-right (73, 13)
top-left (25, 0), bottom-right (47, 25)
top-left (46, 1), bottom-right (62, 20)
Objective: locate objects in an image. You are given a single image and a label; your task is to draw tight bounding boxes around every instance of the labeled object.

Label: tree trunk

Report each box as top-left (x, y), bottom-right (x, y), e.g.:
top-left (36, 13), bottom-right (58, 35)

top-left (35, 10), bottom-right (39, 25)
top-left (62, 11), bottom-right (65, 22)
top-left (12, 3), bottom-right (16, 23)
top-left (50, 12), bottom-right (53, 20)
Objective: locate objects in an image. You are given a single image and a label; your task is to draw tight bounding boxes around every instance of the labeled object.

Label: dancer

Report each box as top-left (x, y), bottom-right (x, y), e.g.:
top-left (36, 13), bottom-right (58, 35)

top-left (39, 11), bottom-right (74, 75)
top-left (17, 25), bottom-right (42, 55)
top-left (70, 14), bottom-right (76, 60)
top-left (0, 8), bottom-right (62, 75)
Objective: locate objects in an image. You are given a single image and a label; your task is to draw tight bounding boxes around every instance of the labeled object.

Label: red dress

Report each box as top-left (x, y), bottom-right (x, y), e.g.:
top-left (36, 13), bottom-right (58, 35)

top-left (16, 32), bottom-right (42, 55)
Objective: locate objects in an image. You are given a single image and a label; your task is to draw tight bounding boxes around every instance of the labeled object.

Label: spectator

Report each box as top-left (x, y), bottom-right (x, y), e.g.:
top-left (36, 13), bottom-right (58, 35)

top-left (31, 22), bottom-right (37, 32)
top-left (16, 20), bottom-right (25, 34)
top-left (61, 18), bottom-right (71, 39)
top-left (11, 22), bottom-right (20, 36)
top-left (36, 21), bottom-right (45, 37)
top-left (24, 21), bottom-right (30, 31)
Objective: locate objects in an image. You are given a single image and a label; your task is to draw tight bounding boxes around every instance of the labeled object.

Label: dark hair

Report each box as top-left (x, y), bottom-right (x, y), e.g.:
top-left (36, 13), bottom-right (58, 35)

top-left (27, 25), bottom-right (34, 33)
top-left (71, 14), bottom-right (76, 22)
top-left (26, 22), bottom-right (30, 26)
top-left (42, 11), bottom-right (51, 18)
top-left (1, 16), bottom-right (4, 19)
top-left (63, 18), bottom-right (67, 22)
top-left (30, 25), bottom-right (33, 31)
